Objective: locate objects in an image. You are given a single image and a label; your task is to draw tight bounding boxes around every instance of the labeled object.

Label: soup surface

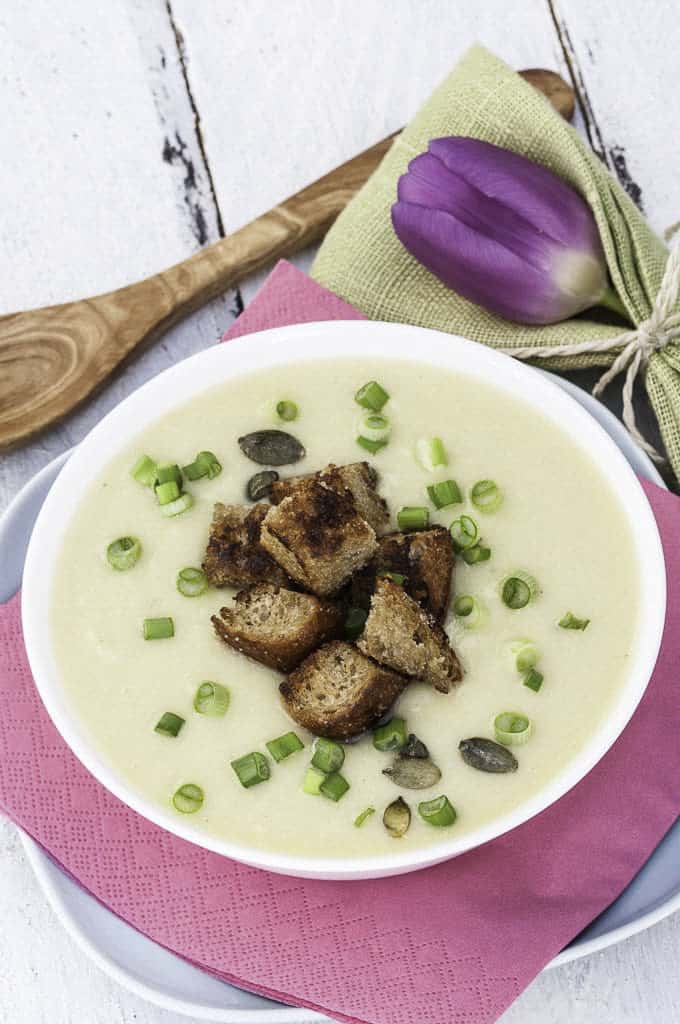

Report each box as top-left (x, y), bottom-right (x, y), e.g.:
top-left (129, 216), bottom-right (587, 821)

top-left (51, 357), bottom-right (640, 859)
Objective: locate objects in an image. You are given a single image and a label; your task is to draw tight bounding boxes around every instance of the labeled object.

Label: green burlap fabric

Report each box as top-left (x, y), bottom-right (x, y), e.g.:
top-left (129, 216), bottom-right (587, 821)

top-left (311, 44), bottom-right (680, 484)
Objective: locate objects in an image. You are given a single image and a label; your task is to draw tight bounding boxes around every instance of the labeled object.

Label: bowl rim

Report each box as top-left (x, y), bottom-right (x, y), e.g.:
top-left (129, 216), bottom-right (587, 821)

top-left (21, 319), bottom-right (667, 880)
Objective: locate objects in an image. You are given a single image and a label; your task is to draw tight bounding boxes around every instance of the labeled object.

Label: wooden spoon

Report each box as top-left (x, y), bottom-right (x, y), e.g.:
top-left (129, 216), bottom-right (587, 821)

top-left (0, 68), bottom-right (573, 450)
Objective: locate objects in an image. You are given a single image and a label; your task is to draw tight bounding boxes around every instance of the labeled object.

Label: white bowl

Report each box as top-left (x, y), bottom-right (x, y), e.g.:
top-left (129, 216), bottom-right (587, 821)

top-left (22, 320), bottom-right (666, 880)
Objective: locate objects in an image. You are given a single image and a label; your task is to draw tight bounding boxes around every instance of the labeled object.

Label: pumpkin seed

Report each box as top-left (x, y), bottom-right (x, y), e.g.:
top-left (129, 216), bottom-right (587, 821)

top-left (459, 737), bottom-right (518, 773)
top-left (238, 430), bottom-right (305, 466)
top-left (383, 756), bottom-right (441, 790)
top-left (246, 470), bottom-right (279, 501)
top-left (402, 733), bottom-right (429, 759)
top-left (383, 796), bottom-right (411, 838)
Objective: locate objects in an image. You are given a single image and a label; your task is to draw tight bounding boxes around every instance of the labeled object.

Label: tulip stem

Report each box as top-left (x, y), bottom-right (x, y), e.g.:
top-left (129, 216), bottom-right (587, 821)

top-left (598, 284), bottom-right (630, 322)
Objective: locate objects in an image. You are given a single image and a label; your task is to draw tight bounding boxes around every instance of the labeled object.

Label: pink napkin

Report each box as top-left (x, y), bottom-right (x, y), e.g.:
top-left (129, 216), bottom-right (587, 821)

top-left (1, 261), bottom-right (679, 1024)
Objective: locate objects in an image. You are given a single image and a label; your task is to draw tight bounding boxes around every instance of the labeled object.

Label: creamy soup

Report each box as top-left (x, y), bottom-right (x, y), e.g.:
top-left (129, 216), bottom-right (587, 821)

top-left (51, 358), bottom-right (640, 859)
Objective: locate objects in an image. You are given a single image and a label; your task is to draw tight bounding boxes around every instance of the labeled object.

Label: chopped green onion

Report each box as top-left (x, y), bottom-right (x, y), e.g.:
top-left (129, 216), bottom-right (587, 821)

top-left (319, 772), bottom-right (350, 802)
top-left (155, 480), bottom-right (181, 505)
top-left (427, 479), bottom-right (462, 509)
top-left (355, 380), bottom-right (389, 412)
top-left (501, 571), bottom-right (538, 609)
top-left (559, 611), bottom-right (590, 631)
top-left (523, 668), bottom-right (544, 692)
top-left (509, 639), bottom-right (539, 672)
top-left (130, 454), bottom-right (157, 487)
top-left (373, 717), bottom-right (407, 752)
top-left (106, 536), bottom-right (141, 571)
top-left (182, 460), bottom-right (208, 481)
top-left (193, 681), bottom-right (230, 716)
top-left (449, 514), bottom-right (479, 552)
top-left (155, 712), bottom-right (185, 737)
top-left (311, 737), bottom-right (345, 774)
top-left (378, 569), bottom-right (406, 586)
top-left (303, 766), bottom-right (325, 795)
top-left (354, 806), bottom-right (375, 828)
top-left (155, 463), bottom-right (183, 487)
top-left (453, 594), bottom-right (486, 629)
top-left (415, 437), bottom-right (448, 472)
top-left (198, 452), bottom-right (222, 479)
top-left (143, 617), bottom-right (174, 640)
top-left (183, 451), bottom-right (222, 481)
top-left (172, 783), bottom-right (204, 814)
top-left (417, 795), bottom-right (457, 827)
top-left (176, 567), bottom-right (208, 597)
top-left (397, 506), bottom-right (429, 531)
top-left (357, 411), bottom-right (390, 446)
top-left (276, 400), bottom-right (299, 422)
top-left (470, 479), bottom-right (504, 513)
top-left (494, 712), bottom-right (533, 746)
top-left (462, 544), bottom-right (491, 565)
top-left (356, 436), bottom-right (388, 454)
top-left (344, 606), bottom-right (368, 641)
top-left (453, 595), bottom-right (473, 616)
top-left (230, 751), bottom-right (270, 788)
top-left (160, 493), bottom-right (194, 518)
top-left (266, 731), bottom-right (304, 762)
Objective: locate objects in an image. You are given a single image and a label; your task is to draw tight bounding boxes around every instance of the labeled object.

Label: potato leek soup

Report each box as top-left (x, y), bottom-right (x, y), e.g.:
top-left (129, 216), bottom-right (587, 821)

top-left (51, 358), bottom-right (640, 859)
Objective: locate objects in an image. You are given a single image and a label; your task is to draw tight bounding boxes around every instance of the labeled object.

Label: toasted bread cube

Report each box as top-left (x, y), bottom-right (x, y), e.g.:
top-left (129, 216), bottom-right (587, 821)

top-left (352, 527), bottom-right (454, 621)
top-left (270, 462), bottom-right (390, 536)
top-left (260, 479), bottom-right (377, 596)
top-left (202, 503), bottom-right (290, 588)
top-left (358, 578), bottom-right (462, 693)
top-left (280, 641), bottom-right (408, 739)
top-left (212, 583), bottom-right (344, 672)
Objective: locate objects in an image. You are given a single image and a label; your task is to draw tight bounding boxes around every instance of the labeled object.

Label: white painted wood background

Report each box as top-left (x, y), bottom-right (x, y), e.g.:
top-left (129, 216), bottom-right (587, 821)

top-left (1, 1), bottom-right (679, 1021)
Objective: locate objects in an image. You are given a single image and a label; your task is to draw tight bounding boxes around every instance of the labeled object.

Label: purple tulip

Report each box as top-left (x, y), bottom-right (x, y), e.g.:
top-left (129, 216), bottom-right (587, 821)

top-left (392, 137), bottom-right (616, 325)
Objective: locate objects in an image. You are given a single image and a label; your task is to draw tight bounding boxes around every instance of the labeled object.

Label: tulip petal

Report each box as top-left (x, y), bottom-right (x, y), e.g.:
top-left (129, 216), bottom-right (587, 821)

top-left (428, 137), bottom-right (604, 257)
top-left (391, 199), bottom-right (586, 324)
top-left (399, 153), bottom-right (556, 272)
top-left (391, 136), bottom-right (609, 325)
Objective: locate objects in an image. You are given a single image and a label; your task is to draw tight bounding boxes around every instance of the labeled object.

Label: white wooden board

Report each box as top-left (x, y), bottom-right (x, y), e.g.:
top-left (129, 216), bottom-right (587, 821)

top-left (0, 0), bottom-right (239, 527)
top-left (1, 1), bottom-right (679, 1021)
top-left (550, 0), bottom-right (680, 237)
top-left (169, 0), bottom-right (570, 302)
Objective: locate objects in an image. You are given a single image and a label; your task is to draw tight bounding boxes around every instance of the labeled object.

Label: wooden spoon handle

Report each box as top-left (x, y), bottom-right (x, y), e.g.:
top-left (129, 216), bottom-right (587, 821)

top-left (0, 69), bottom-right (573, 451)
top-left (147, 130), bottom-right (399, 323)
top-left (0, 134), bottom-right (396, 452)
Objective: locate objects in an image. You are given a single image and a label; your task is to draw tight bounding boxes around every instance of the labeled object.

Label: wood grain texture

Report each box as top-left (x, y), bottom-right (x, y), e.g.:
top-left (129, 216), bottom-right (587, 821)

top-left (170, 0), bottom-right (574, 307)
top-left (0, 133), bottom-right (393, 450)
top-left (0, 0), bottom-right (224, 311)
top-left (1, 2), bottom-right (679, 1023)
top-left (0, 64), bottom-right (571, 453)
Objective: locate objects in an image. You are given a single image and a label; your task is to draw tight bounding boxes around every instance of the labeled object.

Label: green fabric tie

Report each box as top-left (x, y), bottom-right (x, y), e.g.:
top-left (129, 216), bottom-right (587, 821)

top-left (311, 44), bottom-right (680, 485)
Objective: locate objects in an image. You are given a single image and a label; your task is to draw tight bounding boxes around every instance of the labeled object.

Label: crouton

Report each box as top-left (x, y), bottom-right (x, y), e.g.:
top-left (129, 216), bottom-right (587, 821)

top-left (270, 462), bottom-right (390, 536)
top-left (358, 578), bottom-right (462, 693)
top-left (280, 641), bottom-right (408, 739)
top-left (202, 503), bottom-right (290, 588)
top-left (211, 583), bottom-right (344, 672)
top-left (260, 479), bottom-right (377, 596)
top-left (352, 527), bottom-right (454, 621)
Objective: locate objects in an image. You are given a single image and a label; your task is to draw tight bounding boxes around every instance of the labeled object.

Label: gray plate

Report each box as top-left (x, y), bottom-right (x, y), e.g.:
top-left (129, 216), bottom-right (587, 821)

top-left (1, 376), bottom-right (678, 1021)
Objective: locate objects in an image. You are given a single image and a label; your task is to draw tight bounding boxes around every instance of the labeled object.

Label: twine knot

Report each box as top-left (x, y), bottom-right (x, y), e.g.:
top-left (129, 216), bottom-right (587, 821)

top-left (506, 238), bottom-right (680, 464)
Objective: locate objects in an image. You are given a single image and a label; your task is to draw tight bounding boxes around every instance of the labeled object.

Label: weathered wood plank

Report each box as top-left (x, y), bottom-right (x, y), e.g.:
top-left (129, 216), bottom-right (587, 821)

top-left (0, 0), bottom-right (226, 314)
top-left (549, 0), bottom-right (679, 236)
top-left (0, 0), bottom-right (238, 514)
top-left (169, 0), bottom-right (572, 303)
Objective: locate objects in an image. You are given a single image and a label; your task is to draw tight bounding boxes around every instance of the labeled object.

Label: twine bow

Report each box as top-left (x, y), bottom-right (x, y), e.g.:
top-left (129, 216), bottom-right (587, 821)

top-left (506, 239), bottom-right (680, 464)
